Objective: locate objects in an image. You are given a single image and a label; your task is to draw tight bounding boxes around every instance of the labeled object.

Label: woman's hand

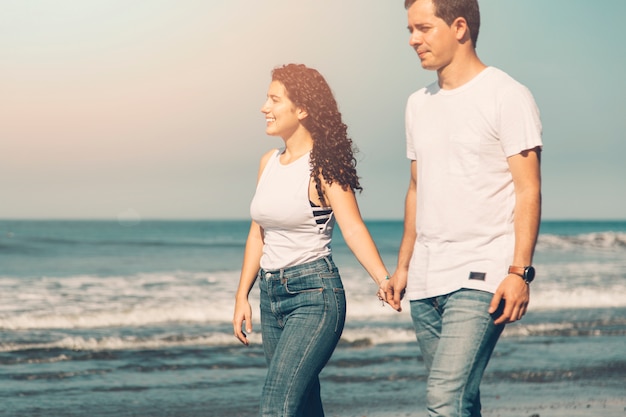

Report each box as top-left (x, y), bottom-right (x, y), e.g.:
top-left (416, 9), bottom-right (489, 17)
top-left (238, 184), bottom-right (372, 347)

top-left (233, 298), bottom-right (253, 345)
top-left (377, 278), bottom-right (390, 306)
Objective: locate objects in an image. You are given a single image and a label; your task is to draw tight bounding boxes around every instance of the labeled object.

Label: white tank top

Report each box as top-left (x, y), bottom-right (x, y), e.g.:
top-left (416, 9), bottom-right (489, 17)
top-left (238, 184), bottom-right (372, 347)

top-left (250, 149), bottom-right (335, 270)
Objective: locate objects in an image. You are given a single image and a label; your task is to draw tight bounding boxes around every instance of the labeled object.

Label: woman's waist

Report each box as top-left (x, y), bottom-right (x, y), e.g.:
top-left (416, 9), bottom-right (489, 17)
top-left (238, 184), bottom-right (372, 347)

top-left (260, 241), bottom-right (332, 270)
top-left (260, 254), bottom-right (336, 280)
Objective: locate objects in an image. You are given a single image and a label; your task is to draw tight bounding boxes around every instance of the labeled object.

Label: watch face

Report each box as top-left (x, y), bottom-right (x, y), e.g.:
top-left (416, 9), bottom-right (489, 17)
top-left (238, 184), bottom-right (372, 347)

top-left (524, 266), bottom-right (535, 282)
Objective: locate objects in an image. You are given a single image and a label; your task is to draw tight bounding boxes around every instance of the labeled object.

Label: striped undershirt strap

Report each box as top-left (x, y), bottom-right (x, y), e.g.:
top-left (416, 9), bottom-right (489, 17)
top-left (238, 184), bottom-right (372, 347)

top-left (310, 201), bottom-right (332, 225)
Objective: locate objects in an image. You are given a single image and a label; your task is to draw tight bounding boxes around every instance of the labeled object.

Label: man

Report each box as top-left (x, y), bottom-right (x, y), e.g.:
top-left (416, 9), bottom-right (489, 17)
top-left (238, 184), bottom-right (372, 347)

top-left (386, 0), bottom-right (542, 416)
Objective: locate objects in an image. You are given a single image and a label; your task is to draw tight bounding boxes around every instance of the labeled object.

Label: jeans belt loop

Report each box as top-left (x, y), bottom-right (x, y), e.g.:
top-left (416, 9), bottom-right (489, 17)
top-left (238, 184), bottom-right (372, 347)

top-left (322, 256), bottom-right (333, 271)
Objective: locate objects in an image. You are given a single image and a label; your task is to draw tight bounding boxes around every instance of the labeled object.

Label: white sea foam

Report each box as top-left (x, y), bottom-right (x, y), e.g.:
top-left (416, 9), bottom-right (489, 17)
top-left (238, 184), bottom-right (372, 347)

top-left (0, 271), bottom-right (241, 329)
top-left (340, 326), bottom-right (417, 345)
top-left (0, 332), bottom-right (257, 353)
top-left (3, 320), bottom-right (598, 353)
top-left (530, 286), bottom-right (626, 310)
top-left (3, 285), bottom-right (623, 332)
top-left (537, 231), bottom-right (626, 250)
top-left (1, 263), bottom-right (625, 331)
top-left (0, 303), bottom-right (232, 330)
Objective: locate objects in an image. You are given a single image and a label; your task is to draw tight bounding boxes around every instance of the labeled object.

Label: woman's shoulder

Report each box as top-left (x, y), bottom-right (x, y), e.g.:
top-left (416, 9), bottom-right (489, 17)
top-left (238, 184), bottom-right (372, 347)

top-left (256, 148), bottom-right (282, 179)
top-left (260, 148), bottom-right (281, 164)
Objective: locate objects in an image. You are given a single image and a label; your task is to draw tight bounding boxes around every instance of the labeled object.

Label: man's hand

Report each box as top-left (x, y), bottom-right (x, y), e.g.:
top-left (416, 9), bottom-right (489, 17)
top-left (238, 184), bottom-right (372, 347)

top-left (489, 274), bottom-right (530, 325)
top-left (385, 270), bottom-right (408, 312)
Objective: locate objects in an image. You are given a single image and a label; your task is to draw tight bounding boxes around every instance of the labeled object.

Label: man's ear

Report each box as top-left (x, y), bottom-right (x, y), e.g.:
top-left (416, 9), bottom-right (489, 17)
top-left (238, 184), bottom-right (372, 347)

top-left (452, 17), bottom-right (470, 43)
top-left (297, 107), bottom-right (308, 120)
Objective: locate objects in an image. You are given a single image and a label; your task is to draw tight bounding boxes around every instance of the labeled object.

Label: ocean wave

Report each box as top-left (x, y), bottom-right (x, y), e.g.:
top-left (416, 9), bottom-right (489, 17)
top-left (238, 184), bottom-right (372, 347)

top-left (3, 315), bottom-right (623, 355)
top-left (1, 259), bottom-right (624, 334)
top-left (0, 327), bottom-right (415, 354)
top-left (0, 332), bottom-right (250, 354)
top-left (503, 317), bottom-right (626, 337)
top-left (2, 283), bottom-right (625, 331)
top-left (530, 285), bottom-right (626, 310)
top-left (486, 362), bottom-right (626, 383)
top-left (537, 231), bottom-right (626, 250)
top-left (3, 236), bottom-right (246, 250)
top-left (5, 230), bottom-right (624, 253)
top-left (0, 301), bottom-right (237, 330)
top-left (0, 271), bottom-right (239, 330)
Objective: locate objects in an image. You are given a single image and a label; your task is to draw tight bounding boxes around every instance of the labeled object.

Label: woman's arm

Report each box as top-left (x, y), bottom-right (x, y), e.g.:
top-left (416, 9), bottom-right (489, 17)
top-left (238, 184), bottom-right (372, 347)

top-left (233, 220), bottom-right (264, 345)
top-left (323, 179), bottom-right (390, 290)
top-left (232, 149), bottom-right (275, 345)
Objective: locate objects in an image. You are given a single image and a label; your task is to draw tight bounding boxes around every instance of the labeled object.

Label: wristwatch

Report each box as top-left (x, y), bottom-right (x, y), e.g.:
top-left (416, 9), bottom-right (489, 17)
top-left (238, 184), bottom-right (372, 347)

top-left (508, 265), bottom-right (535, 284)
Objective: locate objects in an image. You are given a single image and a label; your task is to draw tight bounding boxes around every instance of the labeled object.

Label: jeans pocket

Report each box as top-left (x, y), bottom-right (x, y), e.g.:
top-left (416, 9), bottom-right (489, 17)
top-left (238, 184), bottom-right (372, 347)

top-left (284, 274), bottom-right (324, 295)
top-left (332, 287), bottom-right (346, 333)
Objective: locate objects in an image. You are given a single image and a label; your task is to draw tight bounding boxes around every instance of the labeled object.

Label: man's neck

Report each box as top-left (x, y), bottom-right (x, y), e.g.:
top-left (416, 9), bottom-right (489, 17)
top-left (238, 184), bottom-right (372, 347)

top-left (437, 52), bottom-right (487, 90)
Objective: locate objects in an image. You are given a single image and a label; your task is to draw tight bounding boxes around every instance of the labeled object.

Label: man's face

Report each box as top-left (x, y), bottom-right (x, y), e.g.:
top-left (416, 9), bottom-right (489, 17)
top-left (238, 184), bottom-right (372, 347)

top-left (407, 0), bottom-right (459, 72)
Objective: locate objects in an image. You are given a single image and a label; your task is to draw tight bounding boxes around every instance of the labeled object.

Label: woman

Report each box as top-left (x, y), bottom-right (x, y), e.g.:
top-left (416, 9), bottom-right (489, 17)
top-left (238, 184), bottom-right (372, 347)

top-left (233, 64), bottom-right (390, 417)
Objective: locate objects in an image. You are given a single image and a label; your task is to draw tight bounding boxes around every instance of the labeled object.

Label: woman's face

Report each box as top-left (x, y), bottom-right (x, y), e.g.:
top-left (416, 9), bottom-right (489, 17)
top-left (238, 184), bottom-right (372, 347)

top-left (260, 80), bottom-right (304, 138)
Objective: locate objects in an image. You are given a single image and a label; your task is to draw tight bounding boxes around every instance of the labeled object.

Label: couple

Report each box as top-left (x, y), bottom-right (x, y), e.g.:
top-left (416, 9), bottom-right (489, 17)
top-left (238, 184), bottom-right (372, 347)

top-left (233, 0), bottom-right (543, 416)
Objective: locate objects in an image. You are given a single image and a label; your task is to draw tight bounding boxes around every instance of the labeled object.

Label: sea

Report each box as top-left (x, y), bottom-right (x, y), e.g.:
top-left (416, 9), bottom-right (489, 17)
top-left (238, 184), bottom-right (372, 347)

top-left (1, 219), bottom-right (625, 417)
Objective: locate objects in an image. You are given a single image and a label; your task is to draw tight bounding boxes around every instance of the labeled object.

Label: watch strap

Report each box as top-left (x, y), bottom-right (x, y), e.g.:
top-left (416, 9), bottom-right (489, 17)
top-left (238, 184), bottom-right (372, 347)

top-left (508, 265), bottom-right (525, 277)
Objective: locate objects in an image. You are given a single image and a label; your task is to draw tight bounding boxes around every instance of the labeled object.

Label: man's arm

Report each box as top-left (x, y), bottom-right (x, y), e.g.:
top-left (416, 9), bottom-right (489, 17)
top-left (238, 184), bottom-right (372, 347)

top-left (489, 147), bottom-right (542, 324)
top-left (386, 160), bottom-right (418, 312)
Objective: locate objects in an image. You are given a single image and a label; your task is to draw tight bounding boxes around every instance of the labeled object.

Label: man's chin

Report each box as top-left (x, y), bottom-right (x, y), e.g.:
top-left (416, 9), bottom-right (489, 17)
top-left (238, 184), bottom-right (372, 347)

top-left (420, 61), bottom-right (438, 71)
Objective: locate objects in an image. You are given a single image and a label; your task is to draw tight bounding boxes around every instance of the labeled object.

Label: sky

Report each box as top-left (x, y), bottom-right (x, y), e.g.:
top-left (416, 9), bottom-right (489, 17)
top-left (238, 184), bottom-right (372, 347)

top-left (2, 0), bottom-right (625, 221)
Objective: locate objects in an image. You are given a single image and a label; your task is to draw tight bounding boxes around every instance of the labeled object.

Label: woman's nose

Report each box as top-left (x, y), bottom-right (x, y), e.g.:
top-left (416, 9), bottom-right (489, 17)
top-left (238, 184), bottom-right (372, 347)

top-left (260, 99), bottom-right (270, 113)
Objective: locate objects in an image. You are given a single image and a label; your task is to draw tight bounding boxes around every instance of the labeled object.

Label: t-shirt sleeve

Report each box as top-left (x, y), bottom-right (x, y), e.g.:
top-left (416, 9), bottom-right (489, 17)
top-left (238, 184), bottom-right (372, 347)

top-left (406, 96), bottom-right (417, 160)
top-left (498, 84), bottom-right (543, 157)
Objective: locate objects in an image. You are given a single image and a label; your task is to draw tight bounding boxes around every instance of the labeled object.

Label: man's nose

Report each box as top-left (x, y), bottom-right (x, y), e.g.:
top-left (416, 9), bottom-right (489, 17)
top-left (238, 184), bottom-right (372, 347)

top-left (409, 30), bottom-right (422, 47)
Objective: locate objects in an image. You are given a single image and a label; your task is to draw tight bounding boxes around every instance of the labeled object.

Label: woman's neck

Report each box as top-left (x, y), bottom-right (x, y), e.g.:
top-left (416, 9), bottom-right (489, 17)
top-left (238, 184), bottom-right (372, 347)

top-left (281, 128), bottom-right (313, 164)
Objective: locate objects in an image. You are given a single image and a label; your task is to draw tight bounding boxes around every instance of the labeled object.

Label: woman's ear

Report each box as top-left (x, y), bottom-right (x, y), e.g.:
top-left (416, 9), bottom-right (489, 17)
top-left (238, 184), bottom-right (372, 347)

top-left (297, 107), bottom-right (308, 120)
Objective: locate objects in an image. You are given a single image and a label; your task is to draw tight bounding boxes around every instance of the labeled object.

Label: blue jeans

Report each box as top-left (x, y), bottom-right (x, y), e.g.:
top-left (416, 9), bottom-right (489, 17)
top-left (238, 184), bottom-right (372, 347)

top-left (410, 289), bottom-right (505, 417)
top-left (259, 256), bottom-right (346, 417)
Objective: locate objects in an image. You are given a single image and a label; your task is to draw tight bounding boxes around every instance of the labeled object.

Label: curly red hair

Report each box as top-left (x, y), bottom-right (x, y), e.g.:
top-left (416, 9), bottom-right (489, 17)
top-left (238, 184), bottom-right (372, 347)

top-left (271, 64), bottom-right (362, 205)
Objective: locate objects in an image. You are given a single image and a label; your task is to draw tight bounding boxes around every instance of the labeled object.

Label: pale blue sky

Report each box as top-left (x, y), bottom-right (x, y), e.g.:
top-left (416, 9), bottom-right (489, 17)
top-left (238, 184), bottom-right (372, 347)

top-left (2, 1), bottom-right (625, 220)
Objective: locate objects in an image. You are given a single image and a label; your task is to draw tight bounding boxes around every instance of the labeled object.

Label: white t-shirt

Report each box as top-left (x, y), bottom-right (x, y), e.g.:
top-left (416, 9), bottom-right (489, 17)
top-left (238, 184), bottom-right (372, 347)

top-left (250, 149), bottom-right (335, 270)
top-left (405, 67), bottom-right (542, 300)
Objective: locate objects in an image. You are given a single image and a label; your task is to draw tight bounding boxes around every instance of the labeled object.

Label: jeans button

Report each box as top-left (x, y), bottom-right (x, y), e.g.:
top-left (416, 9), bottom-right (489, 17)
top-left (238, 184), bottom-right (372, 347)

top-left (265, 272), bottom-right (272, 279)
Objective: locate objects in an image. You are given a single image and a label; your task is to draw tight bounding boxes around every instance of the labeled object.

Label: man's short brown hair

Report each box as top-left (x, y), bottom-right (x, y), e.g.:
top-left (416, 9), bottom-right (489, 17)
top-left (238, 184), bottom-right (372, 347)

top-left (404, 0), bottom-right (481, 47)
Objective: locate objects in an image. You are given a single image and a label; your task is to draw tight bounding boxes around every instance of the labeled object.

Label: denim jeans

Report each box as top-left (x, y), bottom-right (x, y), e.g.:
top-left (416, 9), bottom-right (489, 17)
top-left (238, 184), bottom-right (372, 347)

top-left (258, 256), bottom-right (346, 417)
top-left (410, 289), bottom-right (505, 417)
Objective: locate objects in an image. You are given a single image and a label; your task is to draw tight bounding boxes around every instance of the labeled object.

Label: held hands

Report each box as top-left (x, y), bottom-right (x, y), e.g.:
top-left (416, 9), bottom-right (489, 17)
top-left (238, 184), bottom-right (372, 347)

top-left (384, 271), bottom-right (407, 312)
top-left (377, 276), bottom-right (403, 312)
top-left (233, 298), bottom-right (253, 345)
top-left (488, 274), bottom-right (530, 325)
